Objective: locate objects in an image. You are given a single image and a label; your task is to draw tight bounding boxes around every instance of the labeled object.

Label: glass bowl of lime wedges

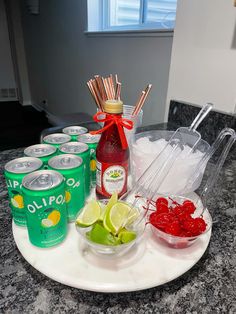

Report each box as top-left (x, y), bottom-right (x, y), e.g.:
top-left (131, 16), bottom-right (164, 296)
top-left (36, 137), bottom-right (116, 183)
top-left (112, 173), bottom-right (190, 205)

top-left (75, 193), bottom-right (145, 256)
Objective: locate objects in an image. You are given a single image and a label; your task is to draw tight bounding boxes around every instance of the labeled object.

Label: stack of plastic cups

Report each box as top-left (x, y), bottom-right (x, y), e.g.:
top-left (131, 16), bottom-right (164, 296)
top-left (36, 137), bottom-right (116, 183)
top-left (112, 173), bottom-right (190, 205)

top-left (97, 105), bottom-right (143, 143)
top-left (122, 105), bottom-right (143, 188)
top-left (122, 105), bottom-right (143, 146)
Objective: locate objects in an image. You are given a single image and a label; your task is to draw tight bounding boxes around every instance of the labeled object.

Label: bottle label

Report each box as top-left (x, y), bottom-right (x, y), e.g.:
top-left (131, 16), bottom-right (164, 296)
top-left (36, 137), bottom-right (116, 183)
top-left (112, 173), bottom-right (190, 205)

top-left (96, 161), bottom-right (128, 197)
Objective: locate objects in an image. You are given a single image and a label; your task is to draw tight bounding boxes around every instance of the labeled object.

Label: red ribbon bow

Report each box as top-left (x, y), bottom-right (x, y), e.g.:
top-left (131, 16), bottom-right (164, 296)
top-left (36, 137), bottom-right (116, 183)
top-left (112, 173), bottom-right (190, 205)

top-left (90, 111), bottom-right (133, 149)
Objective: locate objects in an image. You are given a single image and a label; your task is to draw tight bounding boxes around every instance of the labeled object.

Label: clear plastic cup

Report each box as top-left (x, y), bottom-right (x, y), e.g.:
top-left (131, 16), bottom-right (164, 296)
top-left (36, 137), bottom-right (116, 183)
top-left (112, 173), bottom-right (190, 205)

top-left (122, 105), bottom-right (143, 144)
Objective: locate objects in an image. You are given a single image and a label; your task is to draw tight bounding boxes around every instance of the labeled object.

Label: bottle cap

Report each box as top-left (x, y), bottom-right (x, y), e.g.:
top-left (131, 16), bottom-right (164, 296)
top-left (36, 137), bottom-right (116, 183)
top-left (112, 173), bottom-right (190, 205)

top-left (103, 100), bottom-right (123, 114)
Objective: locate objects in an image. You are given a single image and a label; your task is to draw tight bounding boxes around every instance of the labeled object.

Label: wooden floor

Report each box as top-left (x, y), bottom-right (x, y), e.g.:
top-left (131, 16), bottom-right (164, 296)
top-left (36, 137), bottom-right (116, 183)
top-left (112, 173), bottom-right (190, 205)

top-left (0, 101), bottom-right (51, 151)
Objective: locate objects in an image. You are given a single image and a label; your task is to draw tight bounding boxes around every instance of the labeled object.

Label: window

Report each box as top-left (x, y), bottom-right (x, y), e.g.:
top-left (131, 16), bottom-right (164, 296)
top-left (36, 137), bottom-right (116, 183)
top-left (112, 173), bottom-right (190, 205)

top-left (87, 0), bottom-right (177, 33)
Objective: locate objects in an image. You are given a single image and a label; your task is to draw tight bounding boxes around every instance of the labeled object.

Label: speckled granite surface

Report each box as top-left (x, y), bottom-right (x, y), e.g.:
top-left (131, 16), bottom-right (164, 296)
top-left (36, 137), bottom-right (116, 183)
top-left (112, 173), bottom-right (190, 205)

top-left (0, 124), bottom-right (236, 313)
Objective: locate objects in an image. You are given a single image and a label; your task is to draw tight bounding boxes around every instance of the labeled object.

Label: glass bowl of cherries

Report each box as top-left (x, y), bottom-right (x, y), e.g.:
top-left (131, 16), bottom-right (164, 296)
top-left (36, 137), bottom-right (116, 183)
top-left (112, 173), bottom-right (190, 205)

top-left (148, 195), bottom-right (212, 249)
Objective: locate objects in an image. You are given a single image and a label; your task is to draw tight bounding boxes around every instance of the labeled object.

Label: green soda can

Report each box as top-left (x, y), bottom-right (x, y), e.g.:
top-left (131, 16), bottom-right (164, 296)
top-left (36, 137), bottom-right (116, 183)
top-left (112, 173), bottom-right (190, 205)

top-left (4, 157), bottom-right (43, 226)
top-left (59, 142), bottom-right (90, 197)
top-left (77, 133), bottom-right (101, 188)
top-left (48, 154), bottom-right (85, 222)
top-left (43, 133), bottom-right (71, 148)
top-left (24, 144), bottom-right (57, 167)
top-left (22, 170), bottom-right (67, 248)
top-left (62, 125), bottom-right (88, 141)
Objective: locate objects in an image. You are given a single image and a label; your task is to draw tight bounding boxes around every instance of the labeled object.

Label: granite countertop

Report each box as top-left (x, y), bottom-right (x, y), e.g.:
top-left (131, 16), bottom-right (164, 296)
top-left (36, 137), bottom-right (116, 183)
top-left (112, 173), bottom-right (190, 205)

top-left (0, 141), bottom-right (236, 313)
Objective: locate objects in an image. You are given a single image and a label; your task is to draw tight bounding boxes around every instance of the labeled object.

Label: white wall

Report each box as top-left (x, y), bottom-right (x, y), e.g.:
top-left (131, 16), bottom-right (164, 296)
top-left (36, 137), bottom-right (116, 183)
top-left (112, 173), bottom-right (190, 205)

top-left (0, 0), bottom-right (16, 96)
top-left (166, 0), bottom-right (236, 119)
top-left (20, 0), bottom-right (173, 125)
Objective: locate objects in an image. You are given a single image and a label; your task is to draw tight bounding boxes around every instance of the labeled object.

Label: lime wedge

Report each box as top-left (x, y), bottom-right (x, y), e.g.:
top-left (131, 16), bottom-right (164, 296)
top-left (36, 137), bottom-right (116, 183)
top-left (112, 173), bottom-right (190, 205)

top-left (103, 202), bottom-right (131, 235)
top-left (118, 230), bottom-right (137, 244)
top-left (104, 192), bottom-right (118, 215)
top-left (86, 223), bottom-right (120, 246)
top-left (103, 216), bottom-right (112, 233)
top-left (98, 203), bottom-right (106, 221)
top-left (126, 206), bottom-right (140, 226)
top-left (102, 192), bottom-right (118, 232)
top-left (76, 200), bottom-right (101, 227)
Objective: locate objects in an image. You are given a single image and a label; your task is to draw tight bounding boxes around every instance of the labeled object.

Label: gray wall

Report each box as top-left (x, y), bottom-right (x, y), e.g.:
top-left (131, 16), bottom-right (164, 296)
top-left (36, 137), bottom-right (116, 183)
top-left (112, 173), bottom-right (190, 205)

top-left (0, 0), bottom-right (16, 95)
top-left (20, 0), bottom-right (173, 125)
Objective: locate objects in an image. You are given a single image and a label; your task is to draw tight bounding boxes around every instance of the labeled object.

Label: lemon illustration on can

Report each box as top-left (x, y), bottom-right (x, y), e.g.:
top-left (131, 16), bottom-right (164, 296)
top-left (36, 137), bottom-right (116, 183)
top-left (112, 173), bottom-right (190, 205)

top-left (90, 159), bottom-right (96, 171)
top-left (11, 193), bottom-right (24, 209)
top-left (48, 210), bottom-right (61, 225)
top-left (41, 218), bottom-right (54, 227)
top-left (41, 209), bottom-right (61, 227)
top-left (65, 191), bottom-right (71, 203)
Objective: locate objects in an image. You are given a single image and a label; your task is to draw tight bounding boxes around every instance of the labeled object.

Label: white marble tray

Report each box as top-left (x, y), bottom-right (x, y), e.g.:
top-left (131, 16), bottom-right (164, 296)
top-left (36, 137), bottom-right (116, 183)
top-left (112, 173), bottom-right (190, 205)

top-left (12, 222), bottom-right (211, 293)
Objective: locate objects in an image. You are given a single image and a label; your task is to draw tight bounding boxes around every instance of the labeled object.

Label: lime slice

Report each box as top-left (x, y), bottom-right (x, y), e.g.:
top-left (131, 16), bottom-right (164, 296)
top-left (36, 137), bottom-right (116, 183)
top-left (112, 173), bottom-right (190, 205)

top-left (104, 192), bottom-right (118, 215)
top-left (126, 206), bottom-right (140, 226)
top-left (103, 215), bottom-right (112, 233)
top-left (102, 192), bottom-right (118, 232)
top-left (98, 203), bottom-right (106, 221)
top-left (118, 230), bottom-right (137, 244)
top-left (103, 202), bottom-right (131, 235)
top-left (76, 200), bottom-right (101, 227)
top-left (86, 223), bottom-right (120, 246)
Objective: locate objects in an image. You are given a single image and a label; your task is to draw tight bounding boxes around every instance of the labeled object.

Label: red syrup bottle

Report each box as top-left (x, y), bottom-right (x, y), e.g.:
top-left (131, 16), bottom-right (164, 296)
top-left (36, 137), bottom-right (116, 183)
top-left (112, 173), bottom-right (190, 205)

top-left (96, 100), bottom-right (130, 199)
